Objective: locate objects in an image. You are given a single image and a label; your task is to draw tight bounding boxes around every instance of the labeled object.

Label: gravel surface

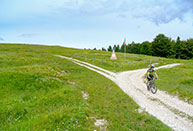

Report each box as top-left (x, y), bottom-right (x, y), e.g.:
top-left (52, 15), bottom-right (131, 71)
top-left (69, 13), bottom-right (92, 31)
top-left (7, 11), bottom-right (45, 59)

top-left (56, 55), bottom-right (193, 131)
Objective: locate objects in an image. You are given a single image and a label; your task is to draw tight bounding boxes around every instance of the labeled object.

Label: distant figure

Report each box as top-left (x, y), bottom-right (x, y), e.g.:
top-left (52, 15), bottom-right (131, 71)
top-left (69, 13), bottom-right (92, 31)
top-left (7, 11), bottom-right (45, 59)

top-left (146, 65), bottom-right (159, 91)
top-left (110, 50), bottom-right (117, 60)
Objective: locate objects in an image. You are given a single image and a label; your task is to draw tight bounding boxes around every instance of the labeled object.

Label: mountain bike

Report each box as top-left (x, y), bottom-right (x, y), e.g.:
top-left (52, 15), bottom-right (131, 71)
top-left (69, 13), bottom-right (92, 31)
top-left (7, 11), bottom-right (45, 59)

top-left (149, 78), bottom-right (158, 94)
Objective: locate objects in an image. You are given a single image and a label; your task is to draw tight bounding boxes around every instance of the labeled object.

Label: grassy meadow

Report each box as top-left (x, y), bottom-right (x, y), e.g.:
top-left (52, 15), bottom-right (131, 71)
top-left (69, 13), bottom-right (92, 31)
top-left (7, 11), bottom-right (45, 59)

top-left (49, 44), bottom-right (192, 103)
top-left (0, 44), bottom-right (172, 130)
top-left (156, 60), bottom-right (193, 103)
top-left (53, 48), bottom-right (183, 72)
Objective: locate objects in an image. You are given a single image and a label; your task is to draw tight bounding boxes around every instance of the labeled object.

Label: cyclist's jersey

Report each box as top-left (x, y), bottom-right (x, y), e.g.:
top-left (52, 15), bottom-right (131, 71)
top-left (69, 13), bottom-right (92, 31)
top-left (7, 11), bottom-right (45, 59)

top-left (147, 69), bottom-right (155, 76)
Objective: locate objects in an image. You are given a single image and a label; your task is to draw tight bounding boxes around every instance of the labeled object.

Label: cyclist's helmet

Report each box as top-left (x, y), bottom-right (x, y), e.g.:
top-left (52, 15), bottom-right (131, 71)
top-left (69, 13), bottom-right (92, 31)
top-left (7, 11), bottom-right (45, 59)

top-left (150, 65), bottom-right (154, 69)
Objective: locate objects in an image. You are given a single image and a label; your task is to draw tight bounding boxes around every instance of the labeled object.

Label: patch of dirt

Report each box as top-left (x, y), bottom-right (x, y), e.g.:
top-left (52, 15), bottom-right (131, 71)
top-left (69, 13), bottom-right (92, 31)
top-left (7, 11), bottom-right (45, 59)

top-left (68, 81), bottom-right (75, 85)
top-left (94, 119), bottom-right (108, 131)
top-left (135, 107), bottom-right (144, 114)
top-left (81, 91), bottom-right (89, 100)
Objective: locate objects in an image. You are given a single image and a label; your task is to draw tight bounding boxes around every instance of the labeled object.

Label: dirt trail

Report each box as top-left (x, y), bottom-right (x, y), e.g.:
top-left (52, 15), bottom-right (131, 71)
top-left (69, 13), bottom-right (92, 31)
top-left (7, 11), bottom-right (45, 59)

top-left (56, 55), bottom-right (193, 131)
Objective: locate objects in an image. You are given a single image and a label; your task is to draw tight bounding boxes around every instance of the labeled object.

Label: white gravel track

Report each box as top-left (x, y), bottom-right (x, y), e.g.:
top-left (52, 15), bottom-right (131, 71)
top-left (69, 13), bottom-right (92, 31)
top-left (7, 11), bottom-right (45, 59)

top-left (56, 55), bottom-right (193, 131)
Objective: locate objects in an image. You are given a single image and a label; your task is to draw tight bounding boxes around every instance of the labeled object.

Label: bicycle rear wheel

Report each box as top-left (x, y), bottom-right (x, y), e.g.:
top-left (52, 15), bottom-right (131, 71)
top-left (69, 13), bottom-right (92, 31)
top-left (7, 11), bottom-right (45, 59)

top-left (150, 81), bottom-right (157, 94)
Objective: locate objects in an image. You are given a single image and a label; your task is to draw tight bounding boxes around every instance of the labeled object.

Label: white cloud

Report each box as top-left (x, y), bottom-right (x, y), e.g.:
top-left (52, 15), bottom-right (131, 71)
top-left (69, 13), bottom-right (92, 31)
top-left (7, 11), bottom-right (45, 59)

top-left (130, 0), bottom-right (193, 25)
top-left (1, 0), bottom-right (193, 25)
top-left (45, 0), bottom-right (193, 24)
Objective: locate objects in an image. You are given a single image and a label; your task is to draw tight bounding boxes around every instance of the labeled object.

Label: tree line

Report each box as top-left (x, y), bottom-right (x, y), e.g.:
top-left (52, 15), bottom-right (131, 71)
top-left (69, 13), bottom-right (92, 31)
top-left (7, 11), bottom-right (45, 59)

top-left (102, 34), bottom-right (193, 59)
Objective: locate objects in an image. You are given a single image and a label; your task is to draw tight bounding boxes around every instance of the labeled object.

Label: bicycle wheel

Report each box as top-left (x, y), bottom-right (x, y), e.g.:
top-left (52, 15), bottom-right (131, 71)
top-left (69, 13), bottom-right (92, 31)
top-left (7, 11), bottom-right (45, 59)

top-left (150, 81), bottom-right (157, 94)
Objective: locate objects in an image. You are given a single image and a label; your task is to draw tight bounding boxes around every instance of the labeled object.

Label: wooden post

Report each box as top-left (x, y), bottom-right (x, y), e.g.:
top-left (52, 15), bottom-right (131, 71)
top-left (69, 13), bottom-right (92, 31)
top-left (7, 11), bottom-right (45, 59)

top-left (120, 63), bottom-right (122, 67)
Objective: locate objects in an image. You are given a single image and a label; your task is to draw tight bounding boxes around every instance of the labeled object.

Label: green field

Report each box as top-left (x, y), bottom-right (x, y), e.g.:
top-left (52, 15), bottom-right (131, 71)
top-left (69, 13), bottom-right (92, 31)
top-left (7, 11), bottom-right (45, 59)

top-left (156, 60), bottom-right (193, 104)
top-left (53, 47), bottom-right (183, 72)
top-left (0, 43), bottom-right (192, 130)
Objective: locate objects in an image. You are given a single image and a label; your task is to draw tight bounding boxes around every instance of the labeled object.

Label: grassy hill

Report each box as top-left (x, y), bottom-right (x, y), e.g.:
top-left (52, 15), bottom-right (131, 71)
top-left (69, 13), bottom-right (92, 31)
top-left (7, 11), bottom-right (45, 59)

top-left (49, 44), bottom-right (193, 103)
top-left (0, 43), bottom-right (191, 130)
top-left (156, 60), bottom-right (193, 103)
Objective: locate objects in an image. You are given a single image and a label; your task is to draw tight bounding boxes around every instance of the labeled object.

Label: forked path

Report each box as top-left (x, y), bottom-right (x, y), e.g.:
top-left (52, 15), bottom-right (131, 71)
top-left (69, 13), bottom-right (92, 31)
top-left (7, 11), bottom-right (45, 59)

top-left (56, 55), bottom-right (193, 131)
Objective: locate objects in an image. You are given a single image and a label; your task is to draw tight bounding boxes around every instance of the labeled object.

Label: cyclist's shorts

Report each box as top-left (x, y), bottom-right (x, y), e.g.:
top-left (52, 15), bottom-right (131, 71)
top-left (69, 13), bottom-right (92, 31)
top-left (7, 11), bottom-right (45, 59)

top-left (147, 74), bottom-right (154, 81)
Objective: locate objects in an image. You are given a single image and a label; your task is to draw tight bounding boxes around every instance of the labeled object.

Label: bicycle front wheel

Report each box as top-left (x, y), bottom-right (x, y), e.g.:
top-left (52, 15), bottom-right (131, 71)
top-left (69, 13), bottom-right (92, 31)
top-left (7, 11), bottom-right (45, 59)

top-left (150, 81), bottom-right (157, 94)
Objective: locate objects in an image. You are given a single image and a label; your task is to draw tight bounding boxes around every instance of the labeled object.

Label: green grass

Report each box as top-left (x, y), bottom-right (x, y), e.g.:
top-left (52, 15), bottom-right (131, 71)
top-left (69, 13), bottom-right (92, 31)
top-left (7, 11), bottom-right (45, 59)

top-left (39, 43), bottom-right (192, 103)
top-left (55, 49), bottom-right (183, 72)
top-left (0, 44), bottom-right (171, 130)
top-left (156, 60), bottom-right (193, 103)
top-left (40, 43), bottom-right (192, 102)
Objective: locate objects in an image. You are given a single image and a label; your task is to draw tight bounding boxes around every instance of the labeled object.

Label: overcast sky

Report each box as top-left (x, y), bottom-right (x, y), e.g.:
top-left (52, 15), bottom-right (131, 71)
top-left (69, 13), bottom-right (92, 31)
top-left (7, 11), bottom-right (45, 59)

top-left (0, 0), bottom-right (193, 49)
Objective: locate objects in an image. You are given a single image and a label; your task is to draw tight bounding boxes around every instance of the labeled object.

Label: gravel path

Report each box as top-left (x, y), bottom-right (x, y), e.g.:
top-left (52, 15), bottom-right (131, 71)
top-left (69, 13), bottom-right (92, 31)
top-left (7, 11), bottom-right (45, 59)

top-left (56, 55), bottom-right (193, 131)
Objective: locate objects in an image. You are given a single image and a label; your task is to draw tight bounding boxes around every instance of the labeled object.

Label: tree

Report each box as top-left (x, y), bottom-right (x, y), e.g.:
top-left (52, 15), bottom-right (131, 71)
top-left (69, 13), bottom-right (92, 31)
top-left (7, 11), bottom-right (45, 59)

top-left (179, 39), bottom-right (193, 59)
top-left (132, 43), bottom-right (141, 54)
top-left (127, 41), bottom-right (140, 54)
top-left (174, 36), bottom-right (181, 58)
top-left (113, 45), bottom-right (117, 52)
top-left (127, 41), bottom-right (135, 53)
top-left (127, 43), bottom-right (132, 53)
top-left (120, 44), bottom-right (125, 52)
top-left (152, 34), bottom-right (174, 57)
top-left (170, 40), bottom-right (176, 58)
top-left (186, 39), bottom-right (193, 59)
top-left (102, 47), bottom-right (106, 51)
top-left (140, 41), bottom-right (152, 55)
top-left (107, 45), bottom-right (112, 52)
top-left (114, 44), bottom-right (120, 52)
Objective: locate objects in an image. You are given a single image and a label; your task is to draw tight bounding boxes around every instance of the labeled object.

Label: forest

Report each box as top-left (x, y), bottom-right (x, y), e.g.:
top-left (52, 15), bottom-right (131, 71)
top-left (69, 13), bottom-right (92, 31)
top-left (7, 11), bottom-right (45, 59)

top-left (104, 34), bottom-right (193, 59)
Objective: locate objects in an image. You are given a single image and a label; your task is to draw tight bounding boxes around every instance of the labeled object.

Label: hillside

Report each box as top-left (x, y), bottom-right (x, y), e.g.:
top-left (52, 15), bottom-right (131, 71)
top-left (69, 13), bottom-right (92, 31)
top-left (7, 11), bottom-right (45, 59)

top-left (51, 44), bottom-right (193, 103)
top-left (0, 44), bottom-right (192, 130)
top-left (0, 44), bottom-right (172, 130)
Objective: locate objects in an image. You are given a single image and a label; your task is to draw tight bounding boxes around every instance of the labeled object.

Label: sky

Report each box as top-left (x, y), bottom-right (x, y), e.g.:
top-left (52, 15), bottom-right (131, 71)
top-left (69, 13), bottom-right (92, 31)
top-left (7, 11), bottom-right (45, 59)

top-left (0, 0), bottom-right (193, 49)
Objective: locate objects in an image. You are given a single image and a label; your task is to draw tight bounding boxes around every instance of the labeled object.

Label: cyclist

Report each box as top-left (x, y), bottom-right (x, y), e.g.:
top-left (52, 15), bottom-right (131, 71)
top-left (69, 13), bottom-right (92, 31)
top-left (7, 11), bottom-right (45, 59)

top-left (147, 65), bottom-right (159, 91)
